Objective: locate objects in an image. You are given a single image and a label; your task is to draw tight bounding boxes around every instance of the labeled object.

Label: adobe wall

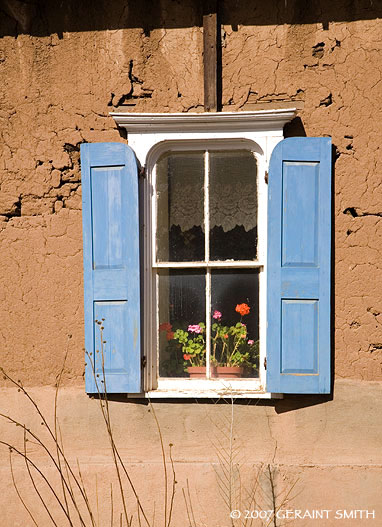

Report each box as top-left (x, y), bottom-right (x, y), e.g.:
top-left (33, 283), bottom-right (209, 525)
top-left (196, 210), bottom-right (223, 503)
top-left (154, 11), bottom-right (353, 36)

top-left (0, 1), bottom-right (381, 525)
top-left (0, 0), bottom-right (381, 384)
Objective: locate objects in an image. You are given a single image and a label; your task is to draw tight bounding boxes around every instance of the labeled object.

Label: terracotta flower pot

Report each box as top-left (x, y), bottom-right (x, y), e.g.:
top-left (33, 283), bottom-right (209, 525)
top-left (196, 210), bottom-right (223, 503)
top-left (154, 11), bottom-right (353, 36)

top-left (187, 366), bottom-right (206, 378)
top-left (215, 366), bottom-right (243, 379)
top-left (187, 366), bottom-right (217, 378)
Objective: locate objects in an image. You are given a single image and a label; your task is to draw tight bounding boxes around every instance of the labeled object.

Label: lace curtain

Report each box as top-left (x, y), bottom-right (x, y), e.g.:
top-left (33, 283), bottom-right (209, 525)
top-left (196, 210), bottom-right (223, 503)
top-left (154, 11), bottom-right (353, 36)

top-left (168, 179), bottom-right (258, 232)
top-left (157, 150), bottom-right (258, 233)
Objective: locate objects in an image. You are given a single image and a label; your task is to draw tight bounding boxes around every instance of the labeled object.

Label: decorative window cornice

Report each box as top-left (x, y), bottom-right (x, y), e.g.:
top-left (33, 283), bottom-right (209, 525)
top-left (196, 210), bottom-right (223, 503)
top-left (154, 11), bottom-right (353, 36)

top-left (110, 109), bottom-right (297, 133)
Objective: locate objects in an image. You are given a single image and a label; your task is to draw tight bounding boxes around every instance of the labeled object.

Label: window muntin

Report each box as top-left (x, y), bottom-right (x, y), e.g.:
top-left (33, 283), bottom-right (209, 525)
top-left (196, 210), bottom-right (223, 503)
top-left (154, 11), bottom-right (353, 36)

top-left (154, 148), bottom-right (261, 382)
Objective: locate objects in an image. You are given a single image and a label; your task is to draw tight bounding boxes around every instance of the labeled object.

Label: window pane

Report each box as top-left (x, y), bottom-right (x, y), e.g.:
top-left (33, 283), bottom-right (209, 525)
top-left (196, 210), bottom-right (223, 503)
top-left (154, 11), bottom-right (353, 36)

top-left (158, 270), bottom-right (206, 378)
top-left (156, 152), bottom-right (204, 262)
top-left (211, 269), bottom-right (260, 378)
top-left (209, 150), bottom-right (258, 261)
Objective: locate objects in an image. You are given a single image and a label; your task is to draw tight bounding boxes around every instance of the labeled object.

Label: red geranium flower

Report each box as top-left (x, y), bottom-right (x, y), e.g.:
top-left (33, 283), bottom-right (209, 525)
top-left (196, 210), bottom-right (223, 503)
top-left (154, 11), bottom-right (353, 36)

top-left (159, 322), bottom-right (172, 332)
top-left (166, 331), bottom-right (174, 341)
top-left (183, 354), bottom-right (191, 360)
top-left (235, 303), bottom-right (250, 316)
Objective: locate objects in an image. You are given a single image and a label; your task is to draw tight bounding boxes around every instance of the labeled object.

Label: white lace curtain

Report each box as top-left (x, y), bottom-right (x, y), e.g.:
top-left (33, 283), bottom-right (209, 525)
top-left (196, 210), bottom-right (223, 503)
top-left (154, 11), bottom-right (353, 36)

top-left (157, 151), bottom-right (258, 232)
top-left (169, 180), bottom-right (258, 232)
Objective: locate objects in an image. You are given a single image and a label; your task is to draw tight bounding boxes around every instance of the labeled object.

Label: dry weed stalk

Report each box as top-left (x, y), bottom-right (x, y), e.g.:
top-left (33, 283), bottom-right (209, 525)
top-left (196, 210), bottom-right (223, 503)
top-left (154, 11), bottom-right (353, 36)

top-left (0, 324), bottom-right (177, 527)
top-left (1, 324), bottom-right (299, 527)
top-left (261, 464), bottom-right (299, 527)
top-left (206, 395), bottom-right (299, 527)
top-left (206, 396), bottom-right (261, 526)
top-left (1, 336), bottom-right (96, 527)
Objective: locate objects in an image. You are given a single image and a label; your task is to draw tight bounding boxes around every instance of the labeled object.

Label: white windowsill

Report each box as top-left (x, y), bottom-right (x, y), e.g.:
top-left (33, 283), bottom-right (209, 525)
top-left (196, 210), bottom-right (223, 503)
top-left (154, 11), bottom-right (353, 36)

top-left (125, 379), bottom-right (283, 399)
top-left (128, 391), bottom-right (283, 399)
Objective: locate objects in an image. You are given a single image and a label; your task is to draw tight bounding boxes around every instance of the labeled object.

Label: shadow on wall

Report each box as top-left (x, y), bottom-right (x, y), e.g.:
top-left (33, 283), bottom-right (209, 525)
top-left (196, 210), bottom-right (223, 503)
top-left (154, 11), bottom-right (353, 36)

top-left (94, 392), bottom-right (334, 414)
top-left (283, 117), bottom-right (307, 138)
top-left (1, 0), bottom-right (382, 36)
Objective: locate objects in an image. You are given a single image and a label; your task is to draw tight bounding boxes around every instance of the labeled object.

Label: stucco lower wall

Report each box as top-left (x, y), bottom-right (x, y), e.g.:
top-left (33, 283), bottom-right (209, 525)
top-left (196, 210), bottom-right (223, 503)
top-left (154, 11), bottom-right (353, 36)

top-left (0, 379), bottom-right (380, 526)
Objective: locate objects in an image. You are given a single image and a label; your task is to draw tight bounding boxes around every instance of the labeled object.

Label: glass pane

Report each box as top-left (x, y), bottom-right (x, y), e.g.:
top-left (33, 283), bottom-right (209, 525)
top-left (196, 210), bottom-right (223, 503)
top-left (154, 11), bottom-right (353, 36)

top-left (211, 269), bottom-right (260, 378)
top-left (156, 152), bottom-right (204, 262)
top-left (209, 150), bottom-right (258, 261)
top-left (158, 270), bottom-right (206, 378)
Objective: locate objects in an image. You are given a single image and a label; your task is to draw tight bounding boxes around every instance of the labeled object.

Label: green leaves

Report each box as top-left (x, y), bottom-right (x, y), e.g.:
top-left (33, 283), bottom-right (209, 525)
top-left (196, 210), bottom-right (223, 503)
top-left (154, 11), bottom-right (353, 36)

top-left (172, 325), bottom-right (206, 367)
top-left (211, 317), bottom-right (257, 369)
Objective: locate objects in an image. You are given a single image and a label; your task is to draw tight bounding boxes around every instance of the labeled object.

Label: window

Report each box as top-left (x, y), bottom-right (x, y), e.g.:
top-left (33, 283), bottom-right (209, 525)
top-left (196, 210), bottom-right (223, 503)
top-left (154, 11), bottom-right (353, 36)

top-left (153, 146), bottom-right (264, 393)
top-left (81, 111), bottom-right (332, 397)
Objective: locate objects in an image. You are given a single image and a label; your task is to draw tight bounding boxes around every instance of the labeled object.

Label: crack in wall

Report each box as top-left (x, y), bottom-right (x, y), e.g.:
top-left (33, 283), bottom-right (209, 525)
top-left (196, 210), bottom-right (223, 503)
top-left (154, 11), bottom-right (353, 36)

top-left (312, 41), bottom-right (325, 58)
top-left (1, 196), bottom-right (21, 221)
top-left (109, 60), bottom-right (153, 108)
top-left (319, 92), bottom-right (333, 106)
top-left (0, 141), bottom-right (86, 220)
top-left (368, 343), bottom-right (382, 353)
top-left (343, 207), bottom-right (382, 218)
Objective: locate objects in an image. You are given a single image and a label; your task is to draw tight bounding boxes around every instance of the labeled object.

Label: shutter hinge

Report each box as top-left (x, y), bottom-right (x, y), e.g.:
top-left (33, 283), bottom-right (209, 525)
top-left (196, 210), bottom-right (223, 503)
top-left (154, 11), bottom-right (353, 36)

top-left (141, 355), bottom-right (147, 369)
top-left (139, 166), bottom-right (146, 178)
top-left (264, 357), bottom-right (267, 370)
top-left (265, 171), bottom-right (269, 184)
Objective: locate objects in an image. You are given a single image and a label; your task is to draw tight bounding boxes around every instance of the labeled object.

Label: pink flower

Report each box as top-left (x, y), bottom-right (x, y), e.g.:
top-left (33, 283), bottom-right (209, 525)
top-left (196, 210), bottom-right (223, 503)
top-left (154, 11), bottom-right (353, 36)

top-left (248, 340), bottom-right (254, 345)
top-left (241, 323), bottom-right (246, 327)
top-left (188, 324), bottom-right (202, 334)
top-left (213, 310), bottom-right (222, 320)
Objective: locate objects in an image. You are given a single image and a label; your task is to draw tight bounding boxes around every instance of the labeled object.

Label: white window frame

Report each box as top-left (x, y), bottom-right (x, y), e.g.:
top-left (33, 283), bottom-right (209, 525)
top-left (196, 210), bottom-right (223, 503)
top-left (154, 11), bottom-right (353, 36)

top-left (111, 110), bottom-right (297, 398)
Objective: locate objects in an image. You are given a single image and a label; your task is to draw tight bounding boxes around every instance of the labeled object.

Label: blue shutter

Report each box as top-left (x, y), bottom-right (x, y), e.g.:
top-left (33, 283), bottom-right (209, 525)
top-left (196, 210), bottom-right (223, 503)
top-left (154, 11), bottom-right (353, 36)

top-left (81, 143), bottom-right (141, 393)
top-left (266, 137), bottom-right (331, 394)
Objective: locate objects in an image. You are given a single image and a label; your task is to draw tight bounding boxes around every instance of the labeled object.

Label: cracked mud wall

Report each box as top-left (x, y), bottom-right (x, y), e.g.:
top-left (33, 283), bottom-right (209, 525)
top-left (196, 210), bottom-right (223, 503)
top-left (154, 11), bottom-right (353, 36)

top-left (0, 0), bottom-right (204, 385)
top-left (220, 1), bottom-right (382, 382)
top-left (0, 0), bottom-right (381, 384)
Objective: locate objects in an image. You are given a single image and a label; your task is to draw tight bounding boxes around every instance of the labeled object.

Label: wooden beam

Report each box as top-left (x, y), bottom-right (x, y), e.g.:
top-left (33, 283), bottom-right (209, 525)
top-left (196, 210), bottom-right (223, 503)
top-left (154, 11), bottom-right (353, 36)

top-left (203, 0), bottom-right (218, 112)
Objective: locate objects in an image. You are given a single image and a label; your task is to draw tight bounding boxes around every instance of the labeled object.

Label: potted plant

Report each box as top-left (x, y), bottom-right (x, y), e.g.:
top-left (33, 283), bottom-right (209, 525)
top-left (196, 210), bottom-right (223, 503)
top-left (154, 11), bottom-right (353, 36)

top-left (158, 322), bottom-right (210, 378)
top-left (173, 323), bottom-right (212, 378)
top-left (160, 303), bottom-right (259, 379)
top-left (210, 305), bottom-right (259, 378)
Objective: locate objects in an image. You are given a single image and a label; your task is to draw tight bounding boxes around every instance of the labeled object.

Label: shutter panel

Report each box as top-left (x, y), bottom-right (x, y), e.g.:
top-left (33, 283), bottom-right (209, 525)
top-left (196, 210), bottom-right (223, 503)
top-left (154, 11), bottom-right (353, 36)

top-left (266, 137), bottom-right (331, 394)
top-left (81, 143), bottom-right (141, 393)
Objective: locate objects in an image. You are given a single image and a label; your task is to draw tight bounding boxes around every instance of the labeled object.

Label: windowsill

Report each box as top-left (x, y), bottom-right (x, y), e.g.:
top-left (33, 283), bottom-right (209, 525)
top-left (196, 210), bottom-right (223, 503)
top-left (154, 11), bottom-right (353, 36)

top-left (126, 379), bottom-right (283, 399)
top-left (128, 390), bottom-right (283, 399)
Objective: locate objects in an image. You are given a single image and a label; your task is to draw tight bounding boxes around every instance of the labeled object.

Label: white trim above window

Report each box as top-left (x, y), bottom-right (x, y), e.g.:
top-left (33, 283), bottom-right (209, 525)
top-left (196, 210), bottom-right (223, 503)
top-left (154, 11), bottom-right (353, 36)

top-left (110, 109), bottom-right (296, 131)
top-left (110, 109), bottom-right (297, 168)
